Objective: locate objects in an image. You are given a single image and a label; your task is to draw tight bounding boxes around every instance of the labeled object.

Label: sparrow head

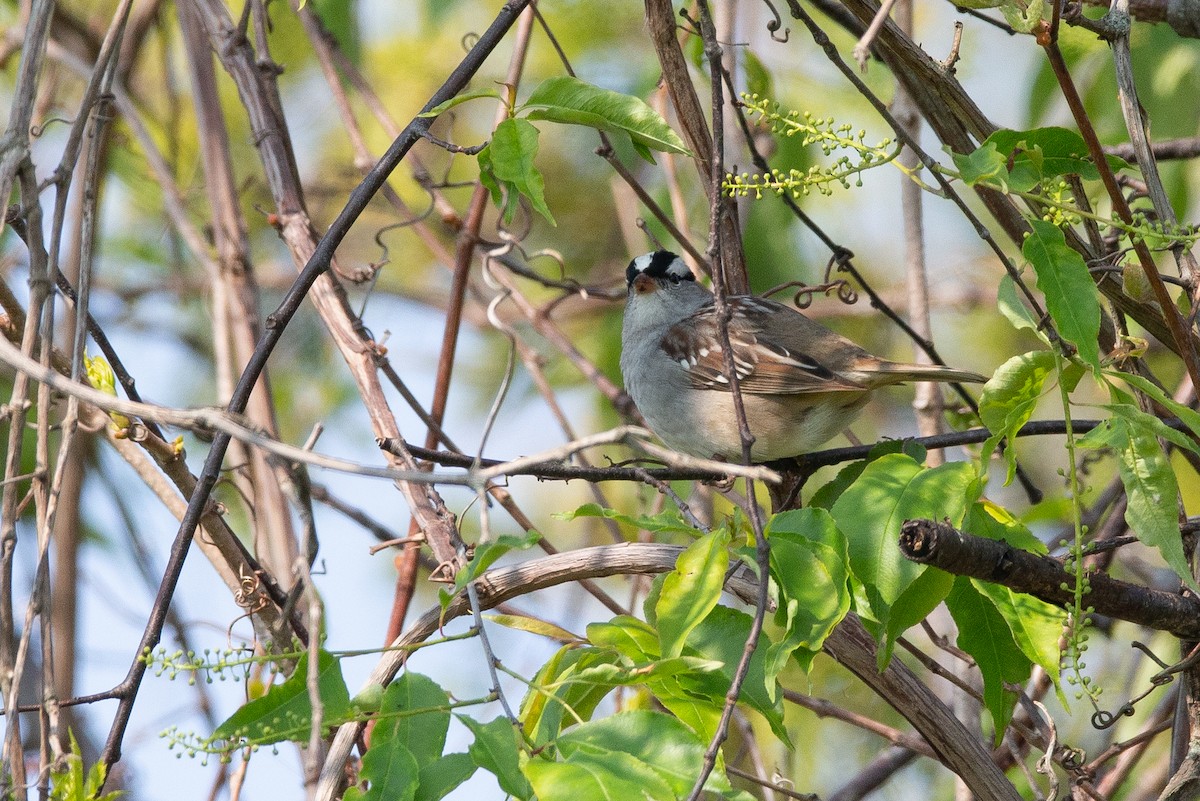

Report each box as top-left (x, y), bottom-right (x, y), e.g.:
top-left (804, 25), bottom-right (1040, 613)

top-left (626, 251), bottom-right (695, 295)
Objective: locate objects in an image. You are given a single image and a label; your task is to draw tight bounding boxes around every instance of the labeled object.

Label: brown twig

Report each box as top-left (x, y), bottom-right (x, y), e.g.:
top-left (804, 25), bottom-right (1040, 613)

top-left (95, 1), bottom-right (533, 780)
top-left (899, 519), bottom-right (1200, 640)
top-left (684, 4), bottom-right (770, 799)
top-left (1039, 15), bottom-right (1200, 391)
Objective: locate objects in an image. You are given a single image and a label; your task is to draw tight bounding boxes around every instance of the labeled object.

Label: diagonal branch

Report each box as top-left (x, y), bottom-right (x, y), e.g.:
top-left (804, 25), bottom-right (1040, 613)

top-left (96, 0), bottom-right (533, 779)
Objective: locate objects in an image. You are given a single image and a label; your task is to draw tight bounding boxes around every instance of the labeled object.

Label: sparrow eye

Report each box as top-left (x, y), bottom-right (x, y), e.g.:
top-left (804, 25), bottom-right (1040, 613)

top-left (668, 274), bottom-right (681, 285)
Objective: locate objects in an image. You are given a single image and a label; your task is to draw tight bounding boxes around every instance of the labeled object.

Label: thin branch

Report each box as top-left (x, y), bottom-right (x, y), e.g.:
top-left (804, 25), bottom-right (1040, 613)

top-left (95, 2), bottom-right (534, 777)
top-left (685, 3), bottom-right (771, 798)
top-left (1039, 19), bottom-right (1200, 390)
top-left (317, 542), bottom-right (763, 800)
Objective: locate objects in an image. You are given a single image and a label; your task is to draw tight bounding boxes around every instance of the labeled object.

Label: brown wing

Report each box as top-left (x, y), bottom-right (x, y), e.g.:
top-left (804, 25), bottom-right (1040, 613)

top-left (660, 297), bottom-right (867, 395)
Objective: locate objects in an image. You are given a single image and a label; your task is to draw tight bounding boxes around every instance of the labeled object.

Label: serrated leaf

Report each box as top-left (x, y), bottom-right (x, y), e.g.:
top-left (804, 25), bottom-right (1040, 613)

top-left (554, 710), bottom-right (741, 798)
top-left (952, 141), bottom-right (1009, 188)
top-left (1023, 219), bottom-right (1101, 369)
top-left (524, 750), bottom-right (675, 801)
top-left (414, 753), bottom-right (477, 801)
top-left (655, 528), bottom-right (730, 659)
top-left (355, 736), bottom-right (420, 801)
top-left (946, 579), bottom-right (1029, 740)
top-left (1078, 417), bottom-right (1196, 591)
top-left (972, 580), bottom-right (1064, 701)
top-left (523, 76), bottom-right (690, 157)
top-left (461, 716), bottom-right (533, 801)
top-left (211, 650), bottom-right (350, 746)
top-left (764, 509), bottom-right (851, 681)
top-left (375, 673), bottom-right (451, 768)
top-left (831, 456), bottom-right (980, 655)
top-left (979, 350), bottom-right (1057, 484)
top-left (477, 118), bottom-right (555, 225)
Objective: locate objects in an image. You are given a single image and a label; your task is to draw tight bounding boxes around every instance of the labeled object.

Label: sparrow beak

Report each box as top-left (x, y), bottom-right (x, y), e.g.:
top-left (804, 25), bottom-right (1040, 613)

top-left (632, 273), bottom-right (658, 295)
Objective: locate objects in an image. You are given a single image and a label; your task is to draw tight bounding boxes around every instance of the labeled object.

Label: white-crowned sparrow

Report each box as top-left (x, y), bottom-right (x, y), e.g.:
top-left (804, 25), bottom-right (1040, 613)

top-left (619, 250), bottom-right (987, 462)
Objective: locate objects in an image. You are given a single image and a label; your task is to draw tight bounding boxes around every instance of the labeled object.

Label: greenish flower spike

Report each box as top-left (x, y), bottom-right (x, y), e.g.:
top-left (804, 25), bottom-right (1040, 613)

top-left (723, 94), bottom-right (900, 199)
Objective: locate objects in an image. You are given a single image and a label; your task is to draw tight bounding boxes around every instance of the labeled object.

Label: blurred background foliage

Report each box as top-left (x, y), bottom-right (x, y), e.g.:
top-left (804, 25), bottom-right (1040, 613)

top-left (2, 0), bottom-right (1199, 798)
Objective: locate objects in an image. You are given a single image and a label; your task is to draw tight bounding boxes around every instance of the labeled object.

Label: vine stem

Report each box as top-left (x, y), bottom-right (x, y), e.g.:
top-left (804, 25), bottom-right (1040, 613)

top-left (1054, 349), bottom-right (1099, 714)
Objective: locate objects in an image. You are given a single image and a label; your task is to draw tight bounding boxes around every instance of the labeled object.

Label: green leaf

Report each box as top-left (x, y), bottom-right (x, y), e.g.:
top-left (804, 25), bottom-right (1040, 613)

top-left (1023, 219), bottom-right (1101, 369)
top-left (996, 274), bottom-right (1045, 338)
top-left (212, 650), bottom-right (350, 745)
top-left (418, 87), bottom-right (504, 117)
top-left (50, 731), bottom-right (122, 801)
top-left (486, 613), bottom-right (582, 643)
top-left (979, 350), bottom-right (1057, 484)
top-left (1000, 0), bottom-right (1045, 35)
top-left (451, 530), bottom-right (542, 594)
top-left (984, 127), bottom-right (1109, 182)
top-left (743, 52), bottom-right (774, 99)
top-left (375, 673), bottom-right (451, 768)
top-left (966, 499), bottom-right (1047, 554)
top-left (883, 567), bottom-right (955, 666)
top-left (555, 710), bottom-right (741, 798)
top-left (523, 76), bottom-right (690, 158)
top-left (356, 736), bottom-right (420, 801)
top-left (414, 753), bottom-right (477, 801)
top-left (477, 118), bottom-right (555, 225)
top-left (1077, 417), bottom-right (1196, 591)
top-left (554, 503), bottom-right (696, 535)
top-left (655, 528), bottom-right (730, 659)
top-left (681, 606), bottom-right (788, 745)
top-left (1104, 402), bottom-right (1200, 457)
top-left (808, 440), bottom-right (926, 510)
top-left (572, 656), bottom-right (723, 687)
top-left (521, 646), bottom-right (622, 746)
top-left (831, 456), bottom-right (981, 653)
top-left (461, 716), bottom-right (533, 801)
top-left (1105, 370), bottom-right (1200, 442)
top-left (524, 750), bottom-right (675, 801)
top-left (650, 687), bottom-right (722, 742)
top-left (951, 141), bottom-right (1009, 188)
top-left (946, 578), bottom-right (1029, 739)
top-left (972, 580), bottom-right (1064, 700)
top-left (587, 616), bottom-right (659, 661)
top-left (764, 509), bottom-right (851, 679)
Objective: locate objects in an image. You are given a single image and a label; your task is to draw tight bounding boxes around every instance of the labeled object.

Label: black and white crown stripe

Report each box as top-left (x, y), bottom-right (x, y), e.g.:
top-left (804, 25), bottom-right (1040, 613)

top-left (626, 251), bottom-right (695, 286)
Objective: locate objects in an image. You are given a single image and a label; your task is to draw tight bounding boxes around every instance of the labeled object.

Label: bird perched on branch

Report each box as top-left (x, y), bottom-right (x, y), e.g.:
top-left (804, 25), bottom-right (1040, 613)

top-left (619, 251), bottom-right (987, 462)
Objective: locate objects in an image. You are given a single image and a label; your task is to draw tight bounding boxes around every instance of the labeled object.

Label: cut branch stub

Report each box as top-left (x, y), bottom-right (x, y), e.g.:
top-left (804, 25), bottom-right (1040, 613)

top-left (899, 518), bottom-right (1200, 640)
